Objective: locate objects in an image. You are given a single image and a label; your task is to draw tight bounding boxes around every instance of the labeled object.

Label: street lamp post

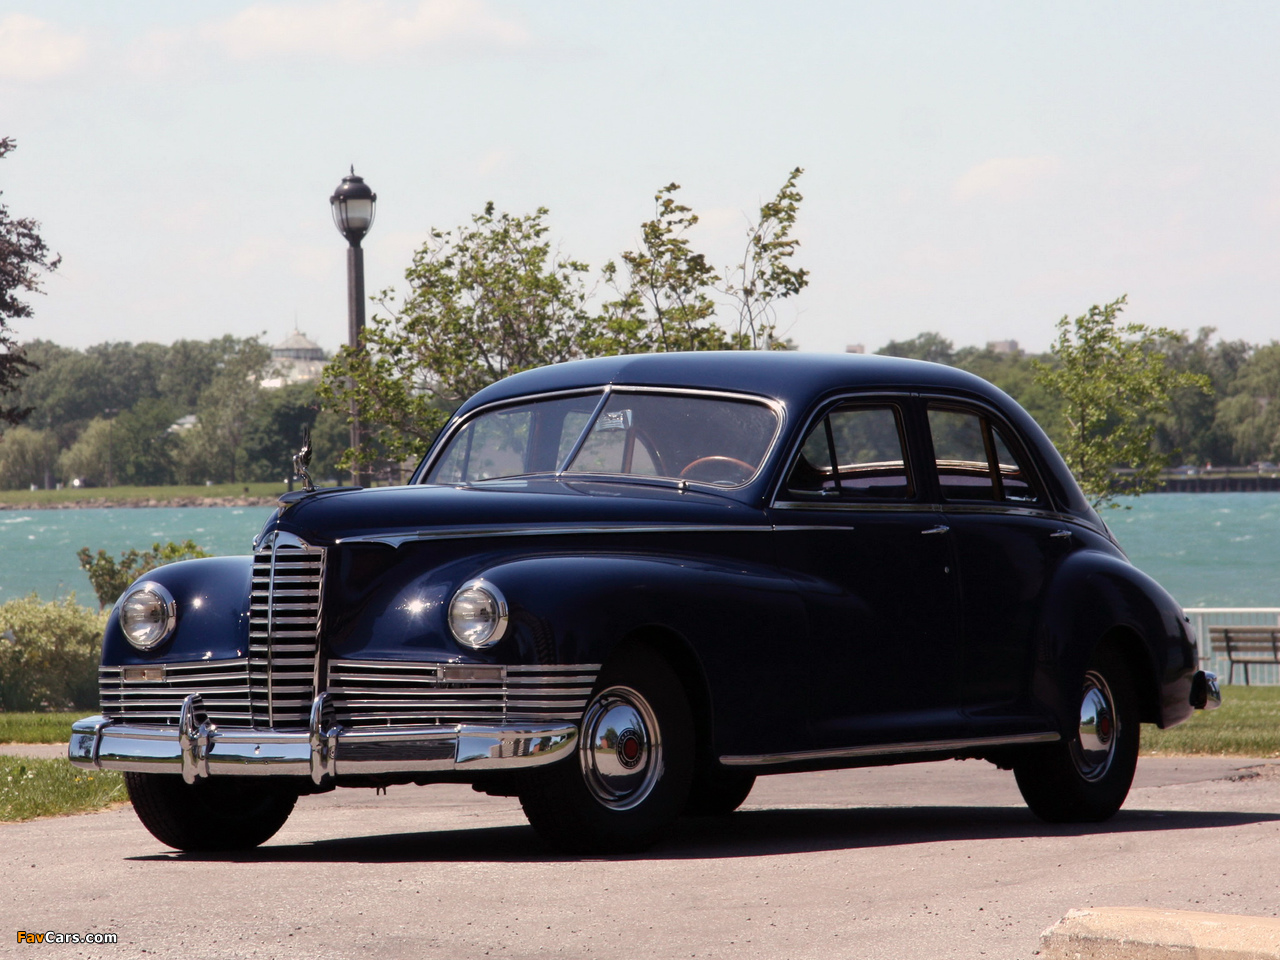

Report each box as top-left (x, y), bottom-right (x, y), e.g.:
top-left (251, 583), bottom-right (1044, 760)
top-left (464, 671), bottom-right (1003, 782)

top-left (329, 167), bottom-right (377, 486)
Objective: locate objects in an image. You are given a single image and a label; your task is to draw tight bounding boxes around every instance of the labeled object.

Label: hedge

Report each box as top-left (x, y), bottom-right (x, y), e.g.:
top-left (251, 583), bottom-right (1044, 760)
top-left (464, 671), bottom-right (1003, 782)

top-left (0, 595), bottom-right (107, 712)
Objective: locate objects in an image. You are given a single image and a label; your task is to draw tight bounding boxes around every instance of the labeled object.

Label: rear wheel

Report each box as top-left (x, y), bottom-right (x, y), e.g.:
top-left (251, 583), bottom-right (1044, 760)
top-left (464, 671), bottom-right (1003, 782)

top-left (125, 772), bottom-right (299, 851)
top-left (519, 645), bottom-right (694, 853)
top-left (1014, 645), bottom-right (1139, 822)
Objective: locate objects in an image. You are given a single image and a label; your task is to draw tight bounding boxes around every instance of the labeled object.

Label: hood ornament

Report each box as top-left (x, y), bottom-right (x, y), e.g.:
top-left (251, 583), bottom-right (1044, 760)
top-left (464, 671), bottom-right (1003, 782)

top-left (292, 427), bottom-right (315, 493)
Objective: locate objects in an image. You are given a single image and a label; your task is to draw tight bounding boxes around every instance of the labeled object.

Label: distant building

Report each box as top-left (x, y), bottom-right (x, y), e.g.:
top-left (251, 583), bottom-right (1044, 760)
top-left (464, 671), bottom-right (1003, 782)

top-left (845, 344), bottom-right (865, 354)
top-left (167, 413), bottom-right (198, 434)
top-left (262, 330), bottom-right (328, 389)
top-left (986, 339), bottom-right (1019, 355)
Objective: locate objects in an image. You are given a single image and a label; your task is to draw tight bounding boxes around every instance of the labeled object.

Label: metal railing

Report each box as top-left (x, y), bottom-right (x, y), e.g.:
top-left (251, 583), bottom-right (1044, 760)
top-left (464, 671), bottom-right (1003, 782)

top-left (1183, 607), bottom-right (1280, 685)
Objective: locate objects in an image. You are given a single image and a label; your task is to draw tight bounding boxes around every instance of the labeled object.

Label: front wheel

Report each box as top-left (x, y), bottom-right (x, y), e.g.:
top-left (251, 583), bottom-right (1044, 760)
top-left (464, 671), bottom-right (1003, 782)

top-left (125, 772), bottom-right (299, 851)
top-left (519, 645), bottom-right (694, 853)
top-left (1014, 645), bottom-right (1139, 822)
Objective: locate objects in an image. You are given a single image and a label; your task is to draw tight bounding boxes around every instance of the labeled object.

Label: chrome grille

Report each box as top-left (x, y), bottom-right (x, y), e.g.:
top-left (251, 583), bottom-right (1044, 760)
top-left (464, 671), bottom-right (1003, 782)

top-left (250, 532), bottom-right (325, 728)
top-left (99, 660), bottom-right (252, 726)
top-left (328, 660), bottom-right (600, 728)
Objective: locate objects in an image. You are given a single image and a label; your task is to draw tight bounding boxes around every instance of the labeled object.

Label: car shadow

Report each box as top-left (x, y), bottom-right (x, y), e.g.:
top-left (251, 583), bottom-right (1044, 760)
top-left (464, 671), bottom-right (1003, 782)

top-left (127, 804), bottom-right (1280, 864)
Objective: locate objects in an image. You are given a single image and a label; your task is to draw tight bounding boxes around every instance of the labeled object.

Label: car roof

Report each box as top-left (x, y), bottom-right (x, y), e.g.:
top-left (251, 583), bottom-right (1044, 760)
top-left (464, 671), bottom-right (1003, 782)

top-left (457, 351), bottom-right (1008, 416)
top-left (451, 351), bottom-right (1101, 526)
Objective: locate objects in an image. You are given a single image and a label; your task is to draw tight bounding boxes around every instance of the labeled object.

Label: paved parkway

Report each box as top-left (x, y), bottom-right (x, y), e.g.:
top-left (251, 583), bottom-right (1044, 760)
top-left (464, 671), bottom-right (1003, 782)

top-left (5, 756), bottom-right (1280, 959)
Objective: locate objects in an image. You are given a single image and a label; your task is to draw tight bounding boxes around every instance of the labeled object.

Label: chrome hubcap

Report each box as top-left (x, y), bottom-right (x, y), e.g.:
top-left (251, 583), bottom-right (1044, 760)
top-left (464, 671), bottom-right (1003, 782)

top-left (1071, 670), bottom-right (1118, 781)
top-left (579, 685), bottom-right (663, 810)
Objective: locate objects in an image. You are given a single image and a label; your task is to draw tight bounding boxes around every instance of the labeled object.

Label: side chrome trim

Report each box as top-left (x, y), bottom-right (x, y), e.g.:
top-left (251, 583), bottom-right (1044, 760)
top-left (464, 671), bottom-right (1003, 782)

top-left (770, 500), bottom-right (941, 514)
top-left (718, 731), bottom-right (1060, 767)
top-left (337, 524), bottom-right (775, 547)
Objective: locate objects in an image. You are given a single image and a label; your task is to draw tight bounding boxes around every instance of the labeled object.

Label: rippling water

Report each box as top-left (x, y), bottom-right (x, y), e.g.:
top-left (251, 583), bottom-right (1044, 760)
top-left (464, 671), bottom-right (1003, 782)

top-left (0, 506), bottom-right (275, 605)
top-left (1106, 493), bottom-right (1280, 608)
top-left (0, 494), bottom-right (1276, 608)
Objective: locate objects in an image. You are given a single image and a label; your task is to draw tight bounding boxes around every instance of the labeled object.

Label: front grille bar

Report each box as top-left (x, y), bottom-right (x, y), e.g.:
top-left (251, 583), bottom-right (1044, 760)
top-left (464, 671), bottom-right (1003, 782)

top-left (250, 531), bottom-right (326, 729)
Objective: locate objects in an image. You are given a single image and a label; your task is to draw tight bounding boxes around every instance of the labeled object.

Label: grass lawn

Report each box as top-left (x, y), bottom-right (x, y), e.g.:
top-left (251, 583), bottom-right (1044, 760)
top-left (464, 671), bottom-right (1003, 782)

top-left (0, 756), bottom-right (125, 821)
top-left (0, 711), bottom-right (82, 744)
top-left (0, 482), bottom-right (290, 507)
top-left (1141, 684), bottom-right (1280, 757)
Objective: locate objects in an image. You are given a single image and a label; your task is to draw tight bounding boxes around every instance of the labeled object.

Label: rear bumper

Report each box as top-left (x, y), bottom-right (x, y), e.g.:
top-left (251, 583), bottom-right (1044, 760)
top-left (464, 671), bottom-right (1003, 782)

top-left (69, 692), bottom-right (577, 784)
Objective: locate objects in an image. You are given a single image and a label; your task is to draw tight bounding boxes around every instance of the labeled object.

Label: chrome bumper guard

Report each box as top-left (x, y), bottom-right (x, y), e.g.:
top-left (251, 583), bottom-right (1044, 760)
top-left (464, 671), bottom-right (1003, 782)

top-left (69, 692), bottom-right (578, 785)
top-left (1190, 670), bottom-right (1222, 711)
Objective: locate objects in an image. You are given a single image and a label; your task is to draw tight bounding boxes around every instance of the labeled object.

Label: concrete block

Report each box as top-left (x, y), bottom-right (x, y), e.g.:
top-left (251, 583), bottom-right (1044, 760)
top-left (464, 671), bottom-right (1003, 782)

top-left (1040, 907), bottom-right (1280, 960)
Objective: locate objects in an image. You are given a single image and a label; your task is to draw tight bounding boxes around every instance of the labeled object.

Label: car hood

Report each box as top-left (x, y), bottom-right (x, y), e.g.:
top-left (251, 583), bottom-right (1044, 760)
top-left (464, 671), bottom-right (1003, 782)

top-left (265, 479), bottom-right (768, 546)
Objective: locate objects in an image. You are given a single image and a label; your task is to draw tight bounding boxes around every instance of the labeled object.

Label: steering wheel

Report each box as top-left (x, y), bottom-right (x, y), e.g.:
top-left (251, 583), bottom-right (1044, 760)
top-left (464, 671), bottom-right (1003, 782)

top-left (678, 456), bottom-right (755, 484)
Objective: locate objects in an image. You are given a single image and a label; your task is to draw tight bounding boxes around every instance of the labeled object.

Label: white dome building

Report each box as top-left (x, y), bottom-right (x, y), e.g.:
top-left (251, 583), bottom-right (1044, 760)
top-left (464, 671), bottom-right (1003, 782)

top-left (263, 330), bottom-right (328, 389)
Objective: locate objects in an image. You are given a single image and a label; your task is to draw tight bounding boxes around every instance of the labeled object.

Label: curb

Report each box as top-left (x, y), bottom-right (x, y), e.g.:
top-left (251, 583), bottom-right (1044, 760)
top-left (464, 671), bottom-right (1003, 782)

top-left (1040, 907), bottom-right (1280, 959)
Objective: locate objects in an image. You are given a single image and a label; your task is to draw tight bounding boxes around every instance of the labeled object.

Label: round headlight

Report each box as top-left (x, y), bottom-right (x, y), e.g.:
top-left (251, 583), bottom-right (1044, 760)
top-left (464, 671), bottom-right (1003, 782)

top-left (119, 582), bottom-right (177, 651)
top-left (448, 579), bottom-right (508, 649)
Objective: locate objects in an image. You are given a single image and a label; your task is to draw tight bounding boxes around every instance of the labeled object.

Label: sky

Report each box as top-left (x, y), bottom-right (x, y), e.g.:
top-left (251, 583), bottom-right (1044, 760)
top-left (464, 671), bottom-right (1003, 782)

top-left (2, 1), bottom-right (1280, 358)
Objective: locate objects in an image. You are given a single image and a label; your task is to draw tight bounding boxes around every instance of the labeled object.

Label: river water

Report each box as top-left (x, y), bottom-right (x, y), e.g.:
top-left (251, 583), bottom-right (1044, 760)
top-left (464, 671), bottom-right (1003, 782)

top-left (0, 493), bottom-right (1275, 609)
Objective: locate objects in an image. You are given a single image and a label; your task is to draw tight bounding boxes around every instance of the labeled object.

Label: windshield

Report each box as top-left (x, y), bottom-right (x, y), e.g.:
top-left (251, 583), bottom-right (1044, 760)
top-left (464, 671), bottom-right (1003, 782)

top-left (424, 390), bottom-right (779, 487)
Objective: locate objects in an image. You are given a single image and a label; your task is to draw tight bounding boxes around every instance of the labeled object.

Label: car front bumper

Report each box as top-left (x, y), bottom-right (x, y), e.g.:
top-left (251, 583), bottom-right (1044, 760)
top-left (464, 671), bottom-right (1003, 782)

top-left (69, 692), bottom-right (577, 785)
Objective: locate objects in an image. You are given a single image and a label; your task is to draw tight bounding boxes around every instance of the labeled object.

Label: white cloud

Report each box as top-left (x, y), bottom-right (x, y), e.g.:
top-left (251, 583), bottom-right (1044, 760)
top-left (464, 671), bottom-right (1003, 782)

top-left (0, 14), bottom-right (88, 81)
top-left (201, 0), bottom-right (528, 62)
top-left (953, 155), bottom-right (1060, 203)
top-left (123, 27), bottom-right (199, 80)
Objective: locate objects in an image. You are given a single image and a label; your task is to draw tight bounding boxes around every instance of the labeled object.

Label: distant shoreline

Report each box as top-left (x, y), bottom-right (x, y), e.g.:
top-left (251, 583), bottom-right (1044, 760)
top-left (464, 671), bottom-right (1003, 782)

top-left (0, 496), bottom-right (280, 511)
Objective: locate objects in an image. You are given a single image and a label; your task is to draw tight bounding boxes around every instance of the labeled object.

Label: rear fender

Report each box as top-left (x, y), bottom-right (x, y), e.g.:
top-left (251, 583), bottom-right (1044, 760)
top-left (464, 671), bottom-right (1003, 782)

top-left (1038, 549), bottom-right (1197, 731)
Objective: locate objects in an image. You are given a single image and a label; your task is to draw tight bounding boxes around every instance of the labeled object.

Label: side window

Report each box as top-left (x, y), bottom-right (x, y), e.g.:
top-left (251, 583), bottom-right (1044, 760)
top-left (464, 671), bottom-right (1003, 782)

top-left (784, 404), bottom-right (912, 500)
top-left (927, 405), bottom-right (1042, 504)
top-left (992, 427), bottom-right (1039, 503)
top-left (928, 409), bottom-right (995, 501)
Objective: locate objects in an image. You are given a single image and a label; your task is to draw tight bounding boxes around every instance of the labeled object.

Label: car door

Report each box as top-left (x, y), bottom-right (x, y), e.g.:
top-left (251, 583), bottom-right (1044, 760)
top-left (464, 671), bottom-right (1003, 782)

top-left (768, 396), bottom-right (965, 749)
top-left (923, 400), bottom-right (1074, 736)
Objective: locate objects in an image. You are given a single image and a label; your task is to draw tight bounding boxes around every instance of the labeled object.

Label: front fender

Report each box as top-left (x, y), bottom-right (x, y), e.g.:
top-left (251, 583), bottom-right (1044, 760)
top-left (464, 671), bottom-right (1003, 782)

top-left (102, 556), bottom-right (253, 666)
top-left (333, 551), bottom-right (807, 758)
top-left (1038, 548), bottom-right (1198, 731)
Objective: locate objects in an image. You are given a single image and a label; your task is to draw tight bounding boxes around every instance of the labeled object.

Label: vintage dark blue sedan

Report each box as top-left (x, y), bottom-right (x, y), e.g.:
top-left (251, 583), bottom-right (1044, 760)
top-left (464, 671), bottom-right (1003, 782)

top-left (70, 352), bottom-right (1220, 852)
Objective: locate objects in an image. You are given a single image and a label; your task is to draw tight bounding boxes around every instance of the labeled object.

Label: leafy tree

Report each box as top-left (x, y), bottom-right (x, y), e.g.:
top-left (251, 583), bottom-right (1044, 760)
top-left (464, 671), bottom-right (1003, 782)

top-left (76, 540), bottom-right (212, 608)
top-left (177, 337), bottom-right (270, 483)
top-left (876, 332), bottom-right (957, 365)
top-left (719, 168), bottom-right (810, 349)
top-left (320, 204), bottom-right (599, 470)
top-left (108, 398), bottom-right (180, 485)
top-left (0, 425), bottom-right (59, 490)
top-left (1214, 343), bottom-right (1280, 465)
top-left (0, 138), bottom-right (59, 429)
top-left (57, 417), bottom-right (113, 486)
top-left (242, 381), bottom-right (346, 483)
top-left (1032, 296), bottom-right (1211, 509)
top-left (951, 344), bottom-right (1062, 434)
top-left (1151, 327), bottom-right (1250, 466)
top-left (600, 183), bottom-right (730, 352)
top-left (159, 337), bottom-right (252, 412)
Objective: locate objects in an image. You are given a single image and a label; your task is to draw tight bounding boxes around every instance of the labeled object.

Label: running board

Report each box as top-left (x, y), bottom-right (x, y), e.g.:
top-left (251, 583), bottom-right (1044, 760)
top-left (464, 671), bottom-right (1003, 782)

top-left (720, 731), bottom-right (1060, 767)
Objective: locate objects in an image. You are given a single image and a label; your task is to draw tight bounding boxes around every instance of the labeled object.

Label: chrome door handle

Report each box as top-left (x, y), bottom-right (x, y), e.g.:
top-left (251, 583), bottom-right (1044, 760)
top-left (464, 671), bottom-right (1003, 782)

top-left (1050, 529), bottom-right (1073, 539)
top-left (921, 525), bottom-right (950, 535)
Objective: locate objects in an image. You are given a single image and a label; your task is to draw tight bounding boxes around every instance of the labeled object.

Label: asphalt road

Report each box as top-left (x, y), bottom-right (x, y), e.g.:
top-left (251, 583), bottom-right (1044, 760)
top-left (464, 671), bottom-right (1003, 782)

top-left (5, 756), bottom-right (1280, 959)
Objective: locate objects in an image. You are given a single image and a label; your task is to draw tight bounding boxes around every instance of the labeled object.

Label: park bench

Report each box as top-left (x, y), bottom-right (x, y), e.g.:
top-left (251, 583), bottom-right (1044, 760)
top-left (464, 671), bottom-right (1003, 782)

top-left (1209, 626), bottom-right (1280, 685)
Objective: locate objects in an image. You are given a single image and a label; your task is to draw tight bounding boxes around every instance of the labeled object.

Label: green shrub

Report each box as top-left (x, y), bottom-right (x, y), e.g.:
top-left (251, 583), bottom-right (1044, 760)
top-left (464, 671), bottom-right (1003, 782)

top-left (0, 595), bottom-right (108, 711)
top-left (76, 539), bottom-right (211, 608)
